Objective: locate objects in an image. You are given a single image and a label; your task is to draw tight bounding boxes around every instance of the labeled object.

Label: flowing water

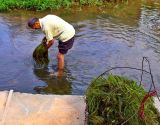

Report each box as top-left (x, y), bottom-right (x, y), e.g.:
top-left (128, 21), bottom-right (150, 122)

top-left (0, 0), bottom-right (160, 95)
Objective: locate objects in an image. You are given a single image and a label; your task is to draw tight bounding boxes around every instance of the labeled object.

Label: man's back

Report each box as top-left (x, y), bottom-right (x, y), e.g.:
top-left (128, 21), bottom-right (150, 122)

top-left (39, 15), bottom-right (75, 42)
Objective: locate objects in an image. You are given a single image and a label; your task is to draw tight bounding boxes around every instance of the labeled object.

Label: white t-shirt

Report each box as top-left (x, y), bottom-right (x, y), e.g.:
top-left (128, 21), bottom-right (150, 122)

top-left (39, 15), bottom-right (75, 42)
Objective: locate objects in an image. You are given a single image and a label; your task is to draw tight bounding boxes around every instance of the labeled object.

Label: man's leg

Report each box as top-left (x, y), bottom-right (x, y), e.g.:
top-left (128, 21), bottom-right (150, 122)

top-left (57, 52), bottom-right (64, 70)
top-left (57, 37), bottom-right (74, 76)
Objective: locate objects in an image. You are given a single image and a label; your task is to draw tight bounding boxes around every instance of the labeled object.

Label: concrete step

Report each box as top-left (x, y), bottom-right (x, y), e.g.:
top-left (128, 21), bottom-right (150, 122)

top-left (0, 90), bottom-right (86, 125)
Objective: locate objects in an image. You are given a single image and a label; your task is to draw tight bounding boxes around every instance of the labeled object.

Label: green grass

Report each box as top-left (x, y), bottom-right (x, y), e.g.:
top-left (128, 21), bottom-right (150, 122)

top-left (85, 74), bottom-right (160, 125)
top-left (33, 38), bottom-right (49, 65)
top-left (0, 0), bottom-right (129, 11)
top-left (0, 0), bottom-right (63, 11)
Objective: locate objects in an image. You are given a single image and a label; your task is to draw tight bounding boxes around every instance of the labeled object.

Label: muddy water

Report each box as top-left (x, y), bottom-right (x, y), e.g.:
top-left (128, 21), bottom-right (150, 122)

top-left (0, 1), bottom-right (160, 95)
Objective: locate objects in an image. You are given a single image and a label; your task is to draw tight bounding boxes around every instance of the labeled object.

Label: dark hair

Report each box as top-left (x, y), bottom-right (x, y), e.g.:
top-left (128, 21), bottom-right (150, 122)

top-left (28, 17), bottom-right (39, 27)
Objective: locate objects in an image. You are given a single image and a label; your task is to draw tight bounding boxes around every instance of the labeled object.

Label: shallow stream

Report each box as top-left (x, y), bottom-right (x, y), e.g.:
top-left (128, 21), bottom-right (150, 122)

top-left (0, 1), bottom-right (160, 95)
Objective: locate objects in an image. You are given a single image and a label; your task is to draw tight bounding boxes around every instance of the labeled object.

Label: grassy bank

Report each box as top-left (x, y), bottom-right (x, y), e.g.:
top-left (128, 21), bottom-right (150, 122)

top-left (0, 0), bottom-right (128, 12)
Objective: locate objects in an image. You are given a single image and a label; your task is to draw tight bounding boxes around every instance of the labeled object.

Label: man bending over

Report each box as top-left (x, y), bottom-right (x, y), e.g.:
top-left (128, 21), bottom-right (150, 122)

top-left (28, 15), bottom-right (75, 75)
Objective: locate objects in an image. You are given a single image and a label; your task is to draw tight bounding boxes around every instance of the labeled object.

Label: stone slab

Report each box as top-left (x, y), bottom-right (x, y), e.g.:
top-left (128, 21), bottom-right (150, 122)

top-left (0, 91), bottom-right (86, 125)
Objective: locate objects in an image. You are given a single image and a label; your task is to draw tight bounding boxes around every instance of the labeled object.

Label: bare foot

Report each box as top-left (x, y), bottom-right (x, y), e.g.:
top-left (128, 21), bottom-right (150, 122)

top-left (57, 69), bottom-right (64, 77)
top-left (49, 70), bottom-right (64, 77)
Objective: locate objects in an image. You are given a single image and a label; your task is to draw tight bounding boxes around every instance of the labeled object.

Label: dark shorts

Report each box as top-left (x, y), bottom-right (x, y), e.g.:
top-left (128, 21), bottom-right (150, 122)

top-left (58, 37), bottom-right (74, 54)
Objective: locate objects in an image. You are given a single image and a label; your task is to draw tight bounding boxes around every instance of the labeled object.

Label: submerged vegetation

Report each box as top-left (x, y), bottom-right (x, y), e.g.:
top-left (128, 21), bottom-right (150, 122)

top-left (0, 0), bottom-right (129, 11)
top-left (33, 38), bottom-right (49, 65)
top-left (86, 74), bottom-right (160, 125)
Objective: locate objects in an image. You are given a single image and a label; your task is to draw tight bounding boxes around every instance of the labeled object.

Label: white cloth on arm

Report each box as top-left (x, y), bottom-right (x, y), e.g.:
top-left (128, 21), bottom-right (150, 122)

top-left (39, 15), bottom-right (75, 42)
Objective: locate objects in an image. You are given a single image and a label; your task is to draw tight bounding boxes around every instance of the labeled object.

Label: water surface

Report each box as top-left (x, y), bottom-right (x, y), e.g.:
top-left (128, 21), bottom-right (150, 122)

top-left (0, 1), bottom-right (160, 95)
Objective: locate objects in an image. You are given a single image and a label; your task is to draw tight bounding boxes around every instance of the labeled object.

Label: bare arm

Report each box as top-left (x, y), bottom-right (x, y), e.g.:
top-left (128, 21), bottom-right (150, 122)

top-left (44, 29), bottom-right (63, 49)
top-left (47, 31), bottom-right (63, 48)
top-left (47, 39), bottom-right (54, 49)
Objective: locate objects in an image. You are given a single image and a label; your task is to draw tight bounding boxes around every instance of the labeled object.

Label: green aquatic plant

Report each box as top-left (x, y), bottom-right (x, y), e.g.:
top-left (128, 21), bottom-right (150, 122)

top-left (33, 38), bottom-right (49, 65)
top-left (85, 74), bottom-right (160, 125)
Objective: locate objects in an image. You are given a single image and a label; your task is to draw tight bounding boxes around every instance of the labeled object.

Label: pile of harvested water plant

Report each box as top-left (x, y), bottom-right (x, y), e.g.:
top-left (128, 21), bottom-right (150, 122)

top-left (33, 37), bottom-right (49, 65)
top-left (85, 74), bottom-right (160, 125)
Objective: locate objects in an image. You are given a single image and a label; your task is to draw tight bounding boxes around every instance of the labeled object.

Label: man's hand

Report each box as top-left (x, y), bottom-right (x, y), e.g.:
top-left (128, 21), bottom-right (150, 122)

top-left (42, 37), bottom-right (47, 44)
top-left (47, 39), bottom-right (54, 49)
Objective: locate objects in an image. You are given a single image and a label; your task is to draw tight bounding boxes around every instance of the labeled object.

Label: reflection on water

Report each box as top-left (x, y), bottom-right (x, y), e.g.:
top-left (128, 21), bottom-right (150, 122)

top-left (33, 66), bottom-right (72, 94)
top-left (0, 0), bottom-right (160, 95)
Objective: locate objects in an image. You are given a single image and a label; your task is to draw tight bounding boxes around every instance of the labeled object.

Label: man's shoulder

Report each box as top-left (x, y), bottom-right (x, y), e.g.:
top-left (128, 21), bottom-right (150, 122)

top-left (43, 15), bottom-right (60, 20)
top-left (40, 15), bottom-right (60, 25)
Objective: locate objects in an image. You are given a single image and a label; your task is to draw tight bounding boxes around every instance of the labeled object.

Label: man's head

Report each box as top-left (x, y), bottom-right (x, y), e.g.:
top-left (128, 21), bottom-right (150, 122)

top-left (28, 17), bottom-right (41, 29)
